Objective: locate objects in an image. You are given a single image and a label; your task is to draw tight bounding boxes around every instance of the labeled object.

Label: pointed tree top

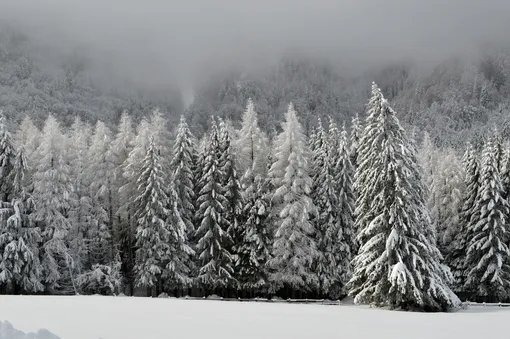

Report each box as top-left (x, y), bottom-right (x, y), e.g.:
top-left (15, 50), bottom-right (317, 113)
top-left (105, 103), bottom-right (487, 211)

top-left (247, 98), bottom-right (254, 109)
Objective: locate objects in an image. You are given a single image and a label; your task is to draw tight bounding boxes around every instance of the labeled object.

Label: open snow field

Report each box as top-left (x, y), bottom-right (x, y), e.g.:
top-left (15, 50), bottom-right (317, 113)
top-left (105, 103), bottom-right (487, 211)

top-left (0, 296), bottom-right (508, 339)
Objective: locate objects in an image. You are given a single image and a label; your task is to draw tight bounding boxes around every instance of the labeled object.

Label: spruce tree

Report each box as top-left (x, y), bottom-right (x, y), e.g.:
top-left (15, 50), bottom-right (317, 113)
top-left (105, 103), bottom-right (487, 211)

top-left (348, 88), bottom-right (459, 311)
top-left (330, 124), bottom-right (355, 298)
top-left (66, 117), bottom-right (92, 276)
top-left (464, 137), bottom-right (510, 300)
top-left (195, 119), bottom-right (235, 292)
top-left (350, 113), bottom-right (362, 168)
top-left (268, 103), bottom-right (318, 294)
top-left (119, 118), bottom-right (151, 292)
top-left (218, 118), bottom-right (243, 283)
top-left (134, 137), bottom-right (190, 294)
top-left (0, 147), bottom-right (43, 294)
top-left (235, 100), bottom-right (271, 293)
top-left (170, 116), bottom-right (197, 237)
top-left (429, 149), bottom-right (465, 256)
top-left (31, 115), bottom-right (74, 292)
top-left (0, 112), bottom-right (16, 202)
top-left (87, 121), bottom-right (115, 265)
top-left (111, 112), bottom-right (136, 291)
top-left (448, 143), bottom-right (479, 292)
top-left (311, 118), bottom-right (338, 296)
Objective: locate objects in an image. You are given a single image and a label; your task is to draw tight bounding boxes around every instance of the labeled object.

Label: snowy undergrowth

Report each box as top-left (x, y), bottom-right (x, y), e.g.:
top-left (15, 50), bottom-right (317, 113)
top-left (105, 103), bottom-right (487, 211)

top-left (0, 296), bottom-right (509, 339)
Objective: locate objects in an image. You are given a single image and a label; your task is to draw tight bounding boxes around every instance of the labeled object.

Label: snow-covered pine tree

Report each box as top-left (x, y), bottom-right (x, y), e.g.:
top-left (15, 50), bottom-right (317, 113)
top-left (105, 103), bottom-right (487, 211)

top-left (87, 121), bottom-right (115, 266)
top-left (14, 116), bottom-right (40, 159)
top-left (329, 123), bottom-right (355, 298)
top-left (134, 137), bottom-right (190, 295)
top-left (311, 118), bottom-right (338, 297)
top-left (235, 100), bottom-right (271, 294)
top-left (464, 137), bottom-right (510, 300)
top-left (0, 146), bottom-right (43, 294)
top-left (500, 141), bottom-right (510, 203)
top-left (236, 99), bottom-right (268, 183)
top-left (170, 116), bottom-right (197, 239)
top-left (268, 103), bottom-right (318, 295)
top-left (428, 149), bottom-right (465, 257)
top-left (350, 113), bottom-right (362, 168)
top-left (111, 112), bottom-right (135, 290)
top-left (0, 112), bottom-right (16, 202)
top-left (348, 90), bottom-right (460, 311)
top-left (118, 118), bottom-right (151, 293)
top-left (168, 115), bottom-right (197, 293)
top-left (149, 108), bottom-right (172, 162)
top-left (66, 117), bottom-right (92, 277)
top-left (195, 118), bottom-right (235, 293)
top-left (447, 143), bottom-right (479, 292)
top-left (353, 83), bottom-right (384, 241)
top-left (218, 118), bottom-right (243, 283)
top-left (31, 115), bottom-right (74, 293)
top-left (13, 116), bottom-right (40, 184)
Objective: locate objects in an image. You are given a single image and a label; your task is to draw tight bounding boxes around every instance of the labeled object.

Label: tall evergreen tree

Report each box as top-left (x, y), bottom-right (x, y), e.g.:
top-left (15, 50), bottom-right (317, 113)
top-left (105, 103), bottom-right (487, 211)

top-left (119, 118), bottom-right (151, 292)
top-left (218, 118), bottom-right (243, 282)
top-left (348, 88), bottom-right (459, 311)
top-left (235, 100), bottom-right (271, 293)
top-left (464, 137), bottom-right (510, 300)
top-left (0, 146), bottom-right (43, 294)
top-left (134, 138), bottom-right (190, 295)
top-left (350, 113), bottom-right (362, 168)
top-left (87, 121), bottom-right (115, 265)
top-left (330, 124), bottom-right (355, 297)
top-left (268, 103), bottom-right (318, 294)
top-left (311, 118), bottom-right (338, 296)
top-left (66, 117), bottom-right (92, 276)
top-left (31, 115), bottom-right (74, 292)
top-left (0, 112), bottom-right (16, 202)
top-left (195, 119), bottom-right (235, 292)
top-left (448, 143), bottom-right (479, 292)
top-left (111, 112), bottom-right (136, 291)
top-left (170, 116), bottom-right (197, 237)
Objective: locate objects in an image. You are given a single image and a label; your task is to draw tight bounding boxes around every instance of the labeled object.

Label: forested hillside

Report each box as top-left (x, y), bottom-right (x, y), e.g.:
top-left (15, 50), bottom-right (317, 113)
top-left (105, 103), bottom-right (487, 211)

top-left (0, 28), bottom-right (183, 128)
top-left (2, 25), bottom-right (510, 150)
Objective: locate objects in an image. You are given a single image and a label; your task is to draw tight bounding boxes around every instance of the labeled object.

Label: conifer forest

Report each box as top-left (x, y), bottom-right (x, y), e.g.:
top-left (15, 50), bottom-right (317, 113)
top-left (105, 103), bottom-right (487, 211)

top-left (2, 2), bottom-right (510, 317)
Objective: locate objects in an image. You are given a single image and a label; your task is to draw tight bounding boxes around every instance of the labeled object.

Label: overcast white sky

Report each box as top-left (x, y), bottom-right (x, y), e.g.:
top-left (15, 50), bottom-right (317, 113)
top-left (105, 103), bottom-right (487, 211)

top-left (2, 0), bottom-right (510, 90)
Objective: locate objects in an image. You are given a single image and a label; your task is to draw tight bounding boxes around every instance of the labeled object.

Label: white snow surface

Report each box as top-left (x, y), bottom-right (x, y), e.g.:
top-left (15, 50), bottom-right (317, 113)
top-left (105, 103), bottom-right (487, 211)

top-left (0, 295), bottom-right (508, 339)
top-left (0, 320), bottom-right (59, 339)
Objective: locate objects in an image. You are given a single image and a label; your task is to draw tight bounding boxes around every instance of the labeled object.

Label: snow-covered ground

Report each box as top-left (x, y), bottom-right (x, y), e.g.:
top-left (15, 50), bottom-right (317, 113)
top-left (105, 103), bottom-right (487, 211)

top-left (0, 295), bottom-right (508, 339)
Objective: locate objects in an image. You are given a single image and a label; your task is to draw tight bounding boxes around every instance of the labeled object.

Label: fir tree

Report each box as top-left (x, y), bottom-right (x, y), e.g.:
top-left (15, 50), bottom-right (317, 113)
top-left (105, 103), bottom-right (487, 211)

top-left (0, 112), bottom-right (16, 202)
top-left (119, 118), bottom-right (151, 292)
top-left (464, 137), bottom-right (510, 300)
top-left (111, 112), bottom-right (135, 290)
top-left (329, 124), bottom-right (355, 298)
top-left (350, 113), bottom-right (362, 168)
top-left (311, 118), bottom-right (338, 296)
top-left (66, 117), bottom-right (92, 276)
top-left (195, 119), bottom-right (235, 291)
top-left (348, 88), bottom-right (460, 311)
top-left (448, 143), bottom-right (479, 292)
top-left (170, 116), bottom-right (197, 237)
top-left (0, 147), bottom-right (43, 294)
top-left (134, 137), bottom-right (191, 294)
top-left (218, 118), bottom-right (243, 281)
top-left (429, 149), bottom-right (465, 257)
top-left (87, 121), bottom-right (115, 265)
top-left (31, 115), bottom-right (74, 292)
top-left (268, 103), bottom-right (318, 293)
top-left (235, 100), bottom-right (271, 293)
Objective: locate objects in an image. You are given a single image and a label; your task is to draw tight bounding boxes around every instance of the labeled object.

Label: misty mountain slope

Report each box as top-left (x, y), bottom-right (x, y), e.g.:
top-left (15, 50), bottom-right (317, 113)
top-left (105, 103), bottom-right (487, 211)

top-left (0, 28), bottom-right (183, 128)
top-left (188, 51), bottom-right (510, 147)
